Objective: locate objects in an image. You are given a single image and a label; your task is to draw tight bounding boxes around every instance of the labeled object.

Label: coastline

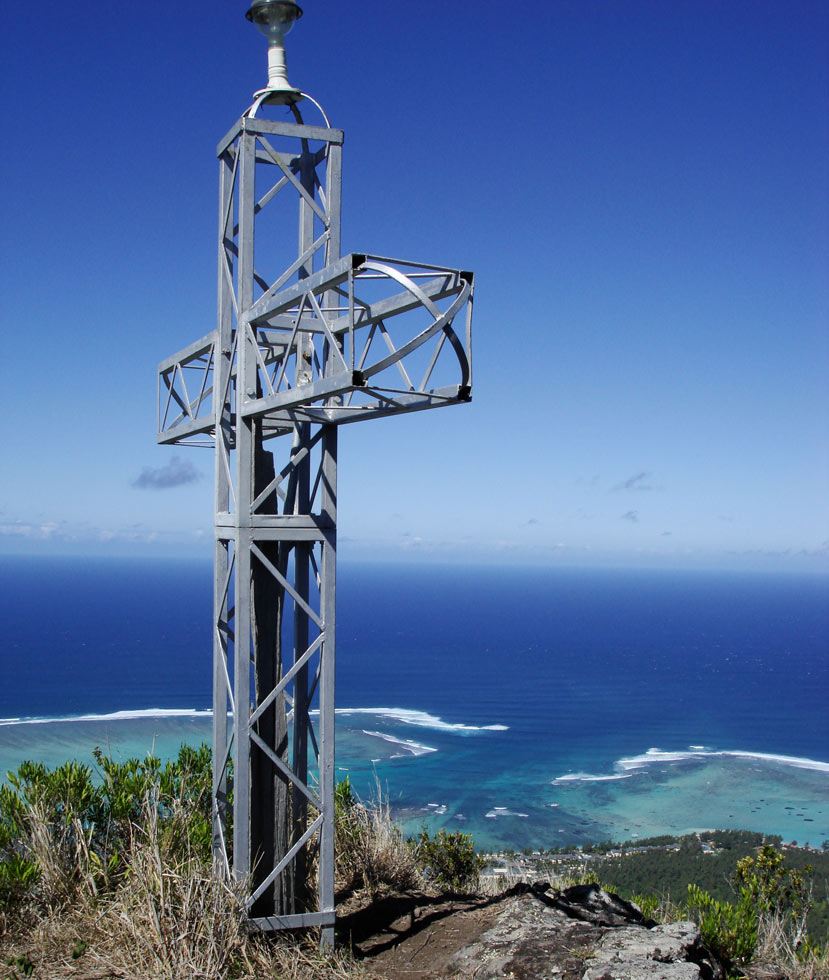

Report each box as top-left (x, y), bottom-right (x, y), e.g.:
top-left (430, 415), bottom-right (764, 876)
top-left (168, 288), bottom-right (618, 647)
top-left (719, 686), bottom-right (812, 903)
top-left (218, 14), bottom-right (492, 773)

top-left (1, 708), bottom-right (826, 851)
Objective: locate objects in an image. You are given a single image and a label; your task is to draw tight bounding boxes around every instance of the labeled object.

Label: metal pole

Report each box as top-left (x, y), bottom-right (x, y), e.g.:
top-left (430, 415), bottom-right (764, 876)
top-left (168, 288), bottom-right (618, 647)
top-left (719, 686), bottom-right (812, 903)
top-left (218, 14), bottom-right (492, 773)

top-left (232, 130), bottom-right (257, 880)
top-left (212, 144), bottom-right (235, 874)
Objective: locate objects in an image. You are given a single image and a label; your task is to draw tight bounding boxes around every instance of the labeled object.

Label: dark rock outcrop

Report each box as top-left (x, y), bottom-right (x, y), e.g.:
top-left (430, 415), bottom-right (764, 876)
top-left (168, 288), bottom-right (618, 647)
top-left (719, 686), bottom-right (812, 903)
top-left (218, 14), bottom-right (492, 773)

top-left (357, 882), bottom-right (725, 980)
top-left (446, 884), bottom-right (722, 980)
top-left (546, 883), bottom-right (655, 928)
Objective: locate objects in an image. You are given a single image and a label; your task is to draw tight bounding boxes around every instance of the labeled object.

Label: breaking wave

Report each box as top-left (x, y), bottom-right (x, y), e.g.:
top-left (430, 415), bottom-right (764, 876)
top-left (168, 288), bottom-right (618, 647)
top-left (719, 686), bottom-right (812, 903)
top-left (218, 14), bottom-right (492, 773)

top-left (360, 729), bottom-right (437, 757)
top-left (335, 707), bottom-right (508, 733)
top-left (553, 745), bottom-right (829, 783)
top-left (0, 708), bottom-right (213, 728)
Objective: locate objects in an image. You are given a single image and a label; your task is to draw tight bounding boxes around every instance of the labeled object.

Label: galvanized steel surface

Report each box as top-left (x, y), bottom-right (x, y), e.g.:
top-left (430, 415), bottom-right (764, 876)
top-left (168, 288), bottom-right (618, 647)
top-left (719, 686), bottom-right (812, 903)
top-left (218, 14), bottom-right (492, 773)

top-left (157, 98), bottom-right (473, 943)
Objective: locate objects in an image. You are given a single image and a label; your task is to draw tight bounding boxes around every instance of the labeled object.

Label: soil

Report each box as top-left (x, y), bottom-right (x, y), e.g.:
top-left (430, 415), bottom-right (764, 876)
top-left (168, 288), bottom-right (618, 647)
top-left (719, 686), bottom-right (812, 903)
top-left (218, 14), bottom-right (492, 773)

top-left (338, 887), bottom-right (611, 980)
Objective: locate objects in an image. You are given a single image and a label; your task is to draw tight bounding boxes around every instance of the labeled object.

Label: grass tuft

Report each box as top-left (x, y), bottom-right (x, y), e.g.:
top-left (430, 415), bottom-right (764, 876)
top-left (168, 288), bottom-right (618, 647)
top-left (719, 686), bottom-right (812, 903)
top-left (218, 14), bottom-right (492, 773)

top-left (334, 777), bottom-right (420, 898)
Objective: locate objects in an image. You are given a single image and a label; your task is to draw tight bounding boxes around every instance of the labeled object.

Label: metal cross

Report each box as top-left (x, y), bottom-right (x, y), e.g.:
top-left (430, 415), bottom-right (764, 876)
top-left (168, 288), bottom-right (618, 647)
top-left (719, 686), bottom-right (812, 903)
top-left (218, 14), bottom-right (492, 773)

top-left (157, 96), bottom-right (473, 944)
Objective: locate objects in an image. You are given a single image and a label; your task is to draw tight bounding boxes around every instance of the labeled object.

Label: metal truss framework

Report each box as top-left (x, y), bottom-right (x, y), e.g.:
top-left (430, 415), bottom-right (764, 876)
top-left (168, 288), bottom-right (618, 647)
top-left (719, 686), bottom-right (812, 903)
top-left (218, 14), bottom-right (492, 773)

top-left (158, 108), bottom-right (473, 943)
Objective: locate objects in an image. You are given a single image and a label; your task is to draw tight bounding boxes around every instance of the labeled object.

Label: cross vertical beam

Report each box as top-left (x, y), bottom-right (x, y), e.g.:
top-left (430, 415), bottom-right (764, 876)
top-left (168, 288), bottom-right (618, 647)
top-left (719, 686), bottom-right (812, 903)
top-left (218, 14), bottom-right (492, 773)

top-left (207, 113), bottom-right (343, 936)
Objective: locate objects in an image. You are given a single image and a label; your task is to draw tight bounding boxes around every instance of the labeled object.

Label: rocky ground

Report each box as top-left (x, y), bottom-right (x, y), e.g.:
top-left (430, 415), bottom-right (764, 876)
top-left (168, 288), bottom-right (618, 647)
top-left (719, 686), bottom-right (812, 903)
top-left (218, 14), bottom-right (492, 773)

top-left (3, 882), bottom-right (797, 980)
top-left (340, 883), bottom-right (734, 980)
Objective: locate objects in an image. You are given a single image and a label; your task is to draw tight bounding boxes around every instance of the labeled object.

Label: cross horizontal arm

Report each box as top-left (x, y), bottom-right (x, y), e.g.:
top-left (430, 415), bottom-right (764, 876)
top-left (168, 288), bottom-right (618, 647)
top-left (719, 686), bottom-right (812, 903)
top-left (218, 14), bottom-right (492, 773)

top-left (158, 331), bottom-right (216, 373)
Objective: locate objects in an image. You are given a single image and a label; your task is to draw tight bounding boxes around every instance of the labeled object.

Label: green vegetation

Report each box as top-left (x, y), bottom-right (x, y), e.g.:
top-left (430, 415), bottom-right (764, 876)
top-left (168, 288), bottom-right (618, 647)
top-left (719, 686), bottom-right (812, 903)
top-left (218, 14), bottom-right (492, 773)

top-left (684, 845), bottom-right (819, 976)
top-left (1, 747), bottom-right (363, 979)
top-left (334, 778), bottom-right (483, 894)
top-left (0, 745), bottom-right (213, 918)
top-left (583, 830), bottom-right (829, 941)
top-left (1, 752), bottom-right (485, 976)
top-left (409, 827), bottom-right (483, 892)
top-left (686, 883), bottom-right (759, 969)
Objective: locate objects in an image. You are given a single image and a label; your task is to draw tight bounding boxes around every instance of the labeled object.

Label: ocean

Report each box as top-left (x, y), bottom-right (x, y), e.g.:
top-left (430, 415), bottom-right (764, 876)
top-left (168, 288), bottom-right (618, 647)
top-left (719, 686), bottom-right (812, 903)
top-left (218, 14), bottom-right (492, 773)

top-left (1, 555), bottom-right (826, 852)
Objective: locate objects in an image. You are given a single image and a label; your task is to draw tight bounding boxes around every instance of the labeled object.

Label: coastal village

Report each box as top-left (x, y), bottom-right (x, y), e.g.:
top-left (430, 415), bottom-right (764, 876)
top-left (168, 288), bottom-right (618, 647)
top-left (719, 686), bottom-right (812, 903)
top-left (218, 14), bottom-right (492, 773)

top-left (483, 833), bottom-right (828, 882)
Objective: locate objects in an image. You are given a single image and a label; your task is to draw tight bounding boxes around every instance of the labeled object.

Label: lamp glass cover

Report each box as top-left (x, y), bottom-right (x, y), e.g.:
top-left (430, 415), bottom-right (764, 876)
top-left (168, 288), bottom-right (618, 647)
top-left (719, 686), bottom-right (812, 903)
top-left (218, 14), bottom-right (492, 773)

top-left (247, 1), bottom-right (302, 39)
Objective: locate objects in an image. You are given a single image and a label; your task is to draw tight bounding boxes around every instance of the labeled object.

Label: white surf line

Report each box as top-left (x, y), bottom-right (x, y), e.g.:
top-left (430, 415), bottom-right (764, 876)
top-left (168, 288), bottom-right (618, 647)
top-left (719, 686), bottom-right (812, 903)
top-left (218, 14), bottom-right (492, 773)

top-left (360, 729), bottom-right (438, 756)
top-left (0, 708), bottom-right (214, 728)
top-left (552, 746), bottom-right (829, 783)
top-left (334, 706), bottom-right (508, 732)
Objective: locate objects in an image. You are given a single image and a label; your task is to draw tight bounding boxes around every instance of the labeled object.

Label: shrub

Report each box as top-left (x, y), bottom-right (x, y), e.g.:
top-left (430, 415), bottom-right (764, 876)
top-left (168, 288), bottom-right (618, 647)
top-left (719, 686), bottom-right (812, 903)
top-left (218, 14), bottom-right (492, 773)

top-left (0, 744), bottom-right (214, 921)
top-left (0, 855), bottom-right (39, 913)
top-left (1, 760), bottom-right (104, 909)
top-left (687, 882), bottom-right (758, 968)
top-left (687, 845), bottom-right (821, 977)
top-left (734, 844), bottom-right (811, 926)
top-left (409, 827), bottom-right (482, 892)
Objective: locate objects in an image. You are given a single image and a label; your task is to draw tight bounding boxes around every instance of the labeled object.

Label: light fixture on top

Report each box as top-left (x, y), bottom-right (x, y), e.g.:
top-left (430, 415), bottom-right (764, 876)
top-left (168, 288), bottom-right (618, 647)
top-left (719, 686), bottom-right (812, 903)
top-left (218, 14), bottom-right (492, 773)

top-left (246, 0), bottom-right (304, 103)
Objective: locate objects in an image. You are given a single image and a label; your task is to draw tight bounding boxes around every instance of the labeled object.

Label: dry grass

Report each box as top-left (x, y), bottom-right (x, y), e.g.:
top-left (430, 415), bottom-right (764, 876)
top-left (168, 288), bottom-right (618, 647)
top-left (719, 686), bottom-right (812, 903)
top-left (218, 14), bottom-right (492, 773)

top-left (335, 784), bottom-right (421, 898)
top-left (4, 895), bottom-right (366, 980)
top-left (1, 794), bottom-right (369, 980)
top-left (753, 913), bottom-right (829, 980)
top-left (478, 861), bottom-right (607, 897)
top-left (478, 871), bottom-right (527, 896)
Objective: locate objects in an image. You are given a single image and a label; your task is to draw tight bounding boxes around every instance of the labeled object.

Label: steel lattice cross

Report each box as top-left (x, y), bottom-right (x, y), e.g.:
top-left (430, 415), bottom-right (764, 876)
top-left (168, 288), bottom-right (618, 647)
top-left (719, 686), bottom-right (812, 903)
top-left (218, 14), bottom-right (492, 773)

top-left (158, 104), bottom-right (473, 944)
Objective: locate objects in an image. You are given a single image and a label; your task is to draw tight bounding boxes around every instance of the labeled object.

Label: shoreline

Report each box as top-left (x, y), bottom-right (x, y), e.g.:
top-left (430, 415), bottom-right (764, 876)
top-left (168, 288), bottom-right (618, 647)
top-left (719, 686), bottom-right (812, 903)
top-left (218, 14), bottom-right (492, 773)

top-left (1, 710), bottom-right (827, 851)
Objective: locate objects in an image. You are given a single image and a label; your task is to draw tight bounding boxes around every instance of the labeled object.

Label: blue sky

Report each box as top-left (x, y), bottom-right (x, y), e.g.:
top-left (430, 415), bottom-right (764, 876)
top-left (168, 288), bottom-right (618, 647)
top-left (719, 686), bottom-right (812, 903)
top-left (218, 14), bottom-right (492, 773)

top-left (1, 0), bottom-right (827, 572)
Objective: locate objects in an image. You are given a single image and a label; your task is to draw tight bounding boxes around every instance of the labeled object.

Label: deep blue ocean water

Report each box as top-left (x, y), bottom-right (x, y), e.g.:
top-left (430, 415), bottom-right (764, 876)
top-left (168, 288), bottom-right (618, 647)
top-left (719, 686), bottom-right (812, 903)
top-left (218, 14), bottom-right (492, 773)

top-left (1, 556), bottom-right (826, 850)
